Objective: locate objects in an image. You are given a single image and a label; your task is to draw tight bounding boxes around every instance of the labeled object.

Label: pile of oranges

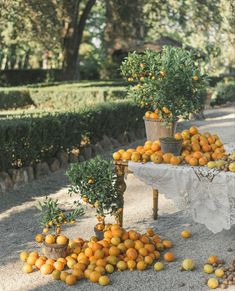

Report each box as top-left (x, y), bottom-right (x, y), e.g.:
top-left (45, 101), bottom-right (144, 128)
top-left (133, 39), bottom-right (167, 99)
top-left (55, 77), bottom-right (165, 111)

top-left (144, 108), bottom-right (171, 120)
top-left (113, 126), bottom-right (227, 168)
top-left (20, 225), bottom-right (176, 286)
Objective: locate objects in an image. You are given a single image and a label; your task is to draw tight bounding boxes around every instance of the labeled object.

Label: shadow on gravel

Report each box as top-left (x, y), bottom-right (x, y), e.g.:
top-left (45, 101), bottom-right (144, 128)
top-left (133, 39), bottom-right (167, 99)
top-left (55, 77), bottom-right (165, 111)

top-left (0, 169), bottom-right (69, 213)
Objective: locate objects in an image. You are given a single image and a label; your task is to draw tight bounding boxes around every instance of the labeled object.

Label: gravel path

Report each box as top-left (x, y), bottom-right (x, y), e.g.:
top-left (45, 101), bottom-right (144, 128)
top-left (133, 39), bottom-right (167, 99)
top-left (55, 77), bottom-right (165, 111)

top-left (0, 107), bottom-right (234, 291)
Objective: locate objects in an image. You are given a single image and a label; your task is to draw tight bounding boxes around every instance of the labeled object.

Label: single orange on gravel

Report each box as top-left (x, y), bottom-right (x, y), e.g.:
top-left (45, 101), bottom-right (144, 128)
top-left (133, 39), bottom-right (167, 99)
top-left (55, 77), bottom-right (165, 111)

top-left (163, 252), bottom-right (175, 262)
top-left (207, 255), bottom-right (219, 265)
top-left (65, 274), bottom-right (77, 285)
top-left (23, 263), bottom-right (33, 273)
top-left (162, 240), bottom-right (173, 249)
top-left (20, 251), bottom-right (29, 262)
top-left (181, 230), bottom-right (191, 238)
top-left (99, 275), bottom-right (110, 286)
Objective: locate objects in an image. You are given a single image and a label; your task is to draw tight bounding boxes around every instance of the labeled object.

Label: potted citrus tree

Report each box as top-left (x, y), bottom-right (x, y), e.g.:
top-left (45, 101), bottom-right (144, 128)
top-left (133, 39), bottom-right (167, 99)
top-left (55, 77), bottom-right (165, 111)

top-left (36, 197), bottom-right (85, 259)
top-left (67, 156), bottom-right (123, 240)
top-left (120, 46), bottom-right (208, 141)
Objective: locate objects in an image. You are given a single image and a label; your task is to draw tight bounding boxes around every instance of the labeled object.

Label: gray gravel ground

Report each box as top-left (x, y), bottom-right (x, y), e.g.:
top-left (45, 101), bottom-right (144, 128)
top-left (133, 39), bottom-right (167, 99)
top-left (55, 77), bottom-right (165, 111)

top-left (0, 107), bottom-right (235, 291)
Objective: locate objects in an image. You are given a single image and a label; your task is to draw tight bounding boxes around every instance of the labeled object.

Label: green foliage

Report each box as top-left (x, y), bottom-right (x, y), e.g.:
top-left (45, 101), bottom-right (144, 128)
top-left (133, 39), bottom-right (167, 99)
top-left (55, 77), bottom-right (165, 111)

top-left (37, 197), bottom-right (85, 232)
top-left (0, 101), bottom-right (144, 170)
top-left (0, 81), bottom-right (128, 111)
top-left (67, 157), bottom-right (122, 222)
top-left (121, 46), bottom-right (208, 123)
top-left (210, 81), bottom-right (235, 106)
top-left (0, 89), bottom-right (33, 109)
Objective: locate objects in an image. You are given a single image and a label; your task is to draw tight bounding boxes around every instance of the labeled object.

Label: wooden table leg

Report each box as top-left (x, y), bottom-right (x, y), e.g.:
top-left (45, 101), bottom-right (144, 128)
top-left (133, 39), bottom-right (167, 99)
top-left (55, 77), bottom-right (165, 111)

top-left (153, 189), bottom-right (159, 220)
top-left (114, 163), bottom-right (127, 227)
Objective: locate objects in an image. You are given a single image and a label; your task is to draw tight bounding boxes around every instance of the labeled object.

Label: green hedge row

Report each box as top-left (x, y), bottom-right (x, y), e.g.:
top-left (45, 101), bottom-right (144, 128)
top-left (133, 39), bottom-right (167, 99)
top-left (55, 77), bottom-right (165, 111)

top-left (0, 82), bottom-right (127, 110)
top-left (0, 101), bottom-right (144, 171)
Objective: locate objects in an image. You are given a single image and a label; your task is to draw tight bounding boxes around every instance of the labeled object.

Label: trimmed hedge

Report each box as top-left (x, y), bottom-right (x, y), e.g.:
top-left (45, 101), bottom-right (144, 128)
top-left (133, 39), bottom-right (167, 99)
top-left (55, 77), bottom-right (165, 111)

top-left (0, 81), bottom-right (127, 110)
top-left (210, 81), bottom-right (235, 106)
top-left (0, 101), bottom-right (144, 171)
top-left (0, 89), bottom-right (34, 109)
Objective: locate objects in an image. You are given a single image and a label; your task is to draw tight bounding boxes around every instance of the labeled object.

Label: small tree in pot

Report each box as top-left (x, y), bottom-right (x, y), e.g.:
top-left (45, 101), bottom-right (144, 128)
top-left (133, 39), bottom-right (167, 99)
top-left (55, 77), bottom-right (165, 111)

top-left (67, 156), bottom-right (123, 239)
top-left (120, 46), bottom-right (208, 140)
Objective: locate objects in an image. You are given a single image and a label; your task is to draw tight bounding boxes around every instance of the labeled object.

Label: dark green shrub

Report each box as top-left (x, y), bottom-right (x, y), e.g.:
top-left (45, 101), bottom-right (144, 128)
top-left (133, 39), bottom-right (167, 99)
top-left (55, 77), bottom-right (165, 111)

top-left (0, 101), bottom-right (144, 171)
top-left (210, 82), bottom-right (235, 106)
top-left (0, 89), bottom-right (33, 109)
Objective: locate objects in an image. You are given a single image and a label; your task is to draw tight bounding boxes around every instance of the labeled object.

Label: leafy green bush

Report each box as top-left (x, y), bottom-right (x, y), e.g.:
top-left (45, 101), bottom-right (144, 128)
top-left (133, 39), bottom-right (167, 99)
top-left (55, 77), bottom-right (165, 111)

top-left (0, 101), bottom-right (144, 171)
top-left (210, 82), bottom-right (235, 106)
top-left (0, 89), bottom-right (33, 109)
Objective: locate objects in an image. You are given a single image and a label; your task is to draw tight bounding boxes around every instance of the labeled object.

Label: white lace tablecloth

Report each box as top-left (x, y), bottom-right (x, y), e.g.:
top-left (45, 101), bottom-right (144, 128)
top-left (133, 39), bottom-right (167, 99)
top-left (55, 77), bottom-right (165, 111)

top-left (128, 161), bottom-right (235, 233)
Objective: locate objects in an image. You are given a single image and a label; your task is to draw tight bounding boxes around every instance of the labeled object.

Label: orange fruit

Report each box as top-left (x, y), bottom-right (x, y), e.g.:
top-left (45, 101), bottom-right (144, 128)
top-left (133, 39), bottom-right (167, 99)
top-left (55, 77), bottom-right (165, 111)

top-left (22, 263), bottom-right (33, 273)
top-left (112, 228), bottom-right (123, 238)
top-left (199, 157), bottom-right (208, 166)
top-left (52, 270), bottom-right (61, 280)
top-left (84, 247), bottom-right (93, 258)
top-left (67, 258), bottom-right (77, 269)
top-left (136, 261), bottom-right (147, 271)
top-left (134, 240), bottom-right (144, 250)
top-left (191, 142), bottom-right (201, 152)
top-left (124, 239), bottom-right (135, 249)
top-left (122, 151), bottom-right (131, 161)
top-left (92, 242), bottom-right (102, 252)
top-left (202, 144), bottom-right (212, 152)
top-left (95, 266), bottom-right (106, 275)
top-left (99, 275), bottom-right (110, 286)
top-left (170, 156), bottom-right (181, 165)
top-left (163, 153), bottom-right (173, 163)
top-left (46, 258), bottom-right (55, 266)
top-left (144, 256), bottom-right (154, 265)
top-left (184, 154), bottom-right (192, 163)
top-left (151, 153), bottom-right (163, 164)
top-left (131, 152), bottom-right (141, 162)
top-left (150, 112), bottom-right (158, 119)
top-left (152, 235), bottom-right (161, 244)
top-left (181, 150), bottom-right (190, 158)
top-left (65, 274), bottom-right (77, 285)
top-left (162, 240), bottom-right (173, 249)
top-left (35, 258), bottom-right (46, 269)
top-left (105, 264), bottom-right (114, 273)
top-left (144, 244), bottom-right (155, 253)
top-left (106, 255), bottom-right (118, 266)
top-left (127, 148), bottom-right (135, 154)
top-left (56, 235), bottom-right (68, 245)
top-left (181, 130), bottom-right (190, 140)
top-left (113, 152), bottom-right (121, 160)
top-left (128, 230), bottom-right (139, 241)
top-left (144, 141), bottom-right (153, 150)
top-left (54, 261), bottom-right (64, 271)
top-left (174, 133), bottom-right (182, 140)
top-left (146, 228), bottom-right (154, 237)
top-left (27, 255), bottom-right (37, 266)
top-left (104, 230), bottom-right (113, 239)
top-left (60, 271), bottom-right (69, 282)
top-left (151, 142), bottom-right (161, 152)
top-left (193, 151), bottom-right (203, 159)
top-left (111, 236), bottom-right (121, 246)
top-left (153, 250), bottom-right (160, 259)
top-left (181, 230), bottom-right (191, 238)
top-left (72, 268), bottom-right (84, 280)
top-left (45, 234), bottom-right (55, 244)
top-left (117, 261), bottom-right (127, 271)
top-left (145, 111), bottom-right (152, 118)
top-left (207, 255), bottom-right (219, 265)
top-left (189, 157), bottom-right (198, 166)
top-left (117, 243), bottom-right (127, 253)
top-left (40, 263), bottom-right (54, 275)
top-left (84, 269), bottom-right (93, 279)
top-left (29, 251), bottom-right (39, 258)
top-left (126, 248), bottom-right (138, 260)
top-left (109, 246), bottom-right (120, 256)
top-left (163, 252), bottom-right (175, 262)
top-left (20, 251), bottom-right (29, 262)
top-left (35, 234), bottom-right (44, 243)
top-left (89, 271), bottom-right (101, 283)
top-left (127, 260), bottom-right (136, 271)
top-left (156, 242), bottom-right (164, 251)
top-left (139, 247), bottom-right (148, 257)
top-left (189, 126), bottom-right (199, 136)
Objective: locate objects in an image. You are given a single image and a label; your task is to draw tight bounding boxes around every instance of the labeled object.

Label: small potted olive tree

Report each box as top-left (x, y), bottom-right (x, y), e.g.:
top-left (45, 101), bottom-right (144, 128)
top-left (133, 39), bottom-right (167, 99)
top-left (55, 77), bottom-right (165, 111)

top-left (120, 46), bottom-right (208, 143)
top-left (67, 156), bottom-right (123, 240)
top-left (36, 198), bottom-right (85, 259)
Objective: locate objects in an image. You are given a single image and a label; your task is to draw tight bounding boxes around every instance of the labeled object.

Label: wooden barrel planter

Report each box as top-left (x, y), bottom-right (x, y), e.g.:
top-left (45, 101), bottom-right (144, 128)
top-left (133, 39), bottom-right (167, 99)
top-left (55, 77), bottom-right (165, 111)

top-left (42, 241), bottom-right (68, 260)
top-left (160, 137), bottom-right (183, 156)
top-left (143, 117), bottom-right (177, 141)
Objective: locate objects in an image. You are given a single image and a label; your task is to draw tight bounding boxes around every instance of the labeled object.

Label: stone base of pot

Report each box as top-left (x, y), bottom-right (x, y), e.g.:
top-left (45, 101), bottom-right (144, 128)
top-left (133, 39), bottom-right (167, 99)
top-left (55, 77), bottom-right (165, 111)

top-left (42, 241), bottom-right (68, 260)
top-left (94, 227), bottom-right (104, 240)
top-left (143, 117), bottom-right (177, 141)
top-left (160, 137), bottom-right (183, 156)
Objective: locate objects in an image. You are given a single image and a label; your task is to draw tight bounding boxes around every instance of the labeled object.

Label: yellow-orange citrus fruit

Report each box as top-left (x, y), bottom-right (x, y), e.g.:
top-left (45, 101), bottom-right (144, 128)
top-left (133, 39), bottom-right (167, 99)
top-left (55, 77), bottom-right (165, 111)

top-left (35, 234), bottom-right (44, 243)
top-left (181, 230), bottom-right (191, 238)
top-left (137, 261), bottom-right (147, 271)
top-left (56, 235), bottom-right (68, 245)
top-left (113, 152), bottom-right (121, 161)
top-left (99, 275), bottom-right (110, 286)
top-left (89, 271), bottom-right (101, 283)
top-left (189, 126), bottom-right (199, 136)
top-left (163, 252), bottom-right (175, 262)
top-left (22, 263), bottom-right (33, 273)
top-left (20, 251), bottom-right (29, 262)
top-left (72, 268), bottom-right (84, 279)
top-left (65, 274), bottom-right (77, 286)
top-left (54, 261), bottom-right (64, 271)
top-left (45, 234), bottom-right (55, 244)
top-left (127, 260), bottom-right (136, 271)
top-left (60, 271), bottom-right (69, 282)
top-left (40, 263), bottom-right (54, 275)
top-left (207, 255), bottom-right (219, 265)
top-left (52, 270), bottom-right (61, 280)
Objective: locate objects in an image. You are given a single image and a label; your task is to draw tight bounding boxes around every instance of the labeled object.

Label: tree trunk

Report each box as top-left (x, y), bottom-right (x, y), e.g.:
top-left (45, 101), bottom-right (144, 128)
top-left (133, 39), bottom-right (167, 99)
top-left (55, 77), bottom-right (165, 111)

top-left (62, 0), bottom-right (96, 81)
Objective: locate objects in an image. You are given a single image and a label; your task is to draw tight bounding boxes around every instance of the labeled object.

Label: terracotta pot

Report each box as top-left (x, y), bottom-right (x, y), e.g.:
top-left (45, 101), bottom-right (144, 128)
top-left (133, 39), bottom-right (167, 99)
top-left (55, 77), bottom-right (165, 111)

top-left (160, 137), bottom-right (183, 156)
top-left (143, 117), bottom-right (177, 141)
top-left (94, 227), bottom-right (104, 240)
top-left (42, 241), bottom-right (68, 260)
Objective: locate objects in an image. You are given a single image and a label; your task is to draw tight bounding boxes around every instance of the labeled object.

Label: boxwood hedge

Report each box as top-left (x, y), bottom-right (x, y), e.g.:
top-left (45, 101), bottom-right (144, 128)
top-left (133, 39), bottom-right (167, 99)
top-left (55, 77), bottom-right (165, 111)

top-left (0, 101), bottom-right (144, 171)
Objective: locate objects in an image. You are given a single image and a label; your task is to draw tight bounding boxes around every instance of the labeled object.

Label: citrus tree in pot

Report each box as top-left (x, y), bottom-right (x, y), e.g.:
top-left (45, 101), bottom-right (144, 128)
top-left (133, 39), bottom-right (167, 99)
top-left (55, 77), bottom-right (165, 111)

top-left (36, 198), bottom-right (85, 259)
top-left (120, 46), bottom-right (208, 141)
top-left (67, 156), bottom-right (123, 240)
